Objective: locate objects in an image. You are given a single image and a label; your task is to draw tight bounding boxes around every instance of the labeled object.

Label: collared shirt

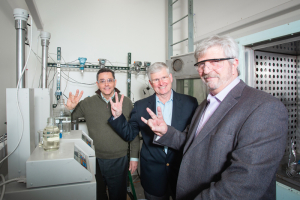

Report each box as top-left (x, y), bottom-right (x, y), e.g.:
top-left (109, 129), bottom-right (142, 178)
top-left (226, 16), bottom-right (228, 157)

top-left (101, 90), bottom-right (115, 103)
top-left (155, 90), bottom-right (173, 154)
top-left (195, 77), bottom-right (240, 135)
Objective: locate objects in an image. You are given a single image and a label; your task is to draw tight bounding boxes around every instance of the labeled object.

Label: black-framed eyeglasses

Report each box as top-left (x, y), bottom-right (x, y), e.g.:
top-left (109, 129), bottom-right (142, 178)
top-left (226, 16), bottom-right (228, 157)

top-left (97, 78), bottom-right (115, 84)
top-left (194, 58), bottom-right (234, 71)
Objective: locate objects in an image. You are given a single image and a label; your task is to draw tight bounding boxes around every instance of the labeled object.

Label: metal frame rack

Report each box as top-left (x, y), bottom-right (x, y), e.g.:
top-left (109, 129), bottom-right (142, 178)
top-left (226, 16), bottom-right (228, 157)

top-left (168, 0), bottom-right (194, 59)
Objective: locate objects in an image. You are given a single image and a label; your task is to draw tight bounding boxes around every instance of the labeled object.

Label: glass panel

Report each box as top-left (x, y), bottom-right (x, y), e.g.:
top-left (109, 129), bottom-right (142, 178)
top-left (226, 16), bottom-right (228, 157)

top-left (176, 78), bottom-right (207, 104)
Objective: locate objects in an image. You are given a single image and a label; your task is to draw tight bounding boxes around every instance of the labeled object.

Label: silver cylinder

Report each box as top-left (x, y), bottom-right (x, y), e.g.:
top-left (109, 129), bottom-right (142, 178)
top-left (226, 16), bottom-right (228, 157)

top-left (41, 39), bottom-right (49, 88)
top-left (40, 31), bottom-right (51, 89)
top-left (15, 20), bottom-right (27, 88)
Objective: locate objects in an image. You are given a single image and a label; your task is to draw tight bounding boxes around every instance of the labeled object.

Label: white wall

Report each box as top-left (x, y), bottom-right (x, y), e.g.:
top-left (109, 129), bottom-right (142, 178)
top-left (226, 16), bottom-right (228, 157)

top-left (172, 0), bottom-right (300, 56)
top-left (29, 0), bottom-right (163, 102)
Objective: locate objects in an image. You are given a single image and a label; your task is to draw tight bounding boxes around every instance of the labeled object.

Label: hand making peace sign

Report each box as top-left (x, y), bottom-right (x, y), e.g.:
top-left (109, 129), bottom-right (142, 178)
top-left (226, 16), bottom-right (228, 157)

top-left (66, 89), bottom-right (84, 110)
top-left (141, 106), bottom-right (168, 137)
top-left (109, 92), bottom-right (124, 118)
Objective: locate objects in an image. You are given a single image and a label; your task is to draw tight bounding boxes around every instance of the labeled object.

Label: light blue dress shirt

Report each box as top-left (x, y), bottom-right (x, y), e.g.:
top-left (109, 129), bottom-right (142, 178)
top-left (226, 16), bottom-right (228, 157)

top-left (156, 90), bottom-right (173, 154)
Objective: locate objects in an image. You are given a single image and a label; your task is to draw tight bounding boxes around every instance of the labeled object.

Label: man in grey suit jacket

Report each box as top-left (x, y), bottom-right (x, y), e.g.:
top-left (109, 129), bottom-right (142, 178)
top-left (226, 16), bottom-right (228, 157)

top-left (142, 35), bottom-right (288, 200)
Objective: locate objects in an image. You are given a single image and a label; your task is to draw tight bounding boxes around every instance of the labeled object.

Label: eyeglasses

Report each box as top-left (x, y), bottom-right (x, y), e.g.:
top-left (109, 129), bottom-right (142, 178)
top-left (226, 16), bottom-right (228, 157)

top-left (97, 78), bottom-right (115, 84)
top-left (194, 58), bottom-right (234, 71)
top-left (151, 76), bottom-right (169, 84)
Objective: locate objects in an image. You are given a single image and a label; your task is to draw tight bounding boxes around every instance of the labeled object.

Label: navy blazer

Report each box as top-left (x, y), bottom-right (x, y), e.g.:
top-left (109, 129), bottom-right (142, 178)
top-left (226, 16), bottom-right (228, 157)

top-left (109, 91), bottom-right (198, 197)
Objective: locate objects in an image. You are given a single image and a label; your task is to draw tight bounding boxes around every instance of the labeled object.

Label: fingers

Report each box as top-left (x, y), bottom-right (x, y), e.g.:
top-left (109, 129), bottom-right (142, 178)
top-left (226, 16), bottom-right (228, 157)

top-left (146, 107), bottom-right (158, 120)
top-left (157, 106), bottom-right (163, 119)
top-left (120, 94), bottom-right (124, 105)
top-left (109, 97), bottom-right (113, 106)
top-left (115, 92), bottom-right (119, 103)
top-left (78, 90), bottom-right (84, 99)
top-left (75, 89), bottom-right (79, 97)
top-left (141, 117), bottom-right (147, 124)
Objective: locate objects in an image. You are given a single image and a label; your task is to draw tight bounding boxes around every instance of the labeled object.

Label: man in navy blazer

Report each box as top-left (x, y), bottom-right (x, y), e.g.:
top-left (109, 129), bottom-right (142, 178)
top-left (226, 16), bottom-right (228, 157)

top-left (108, 62), bottom-right (198, 200)
top-left (142, 35), bottom-right (288, 199)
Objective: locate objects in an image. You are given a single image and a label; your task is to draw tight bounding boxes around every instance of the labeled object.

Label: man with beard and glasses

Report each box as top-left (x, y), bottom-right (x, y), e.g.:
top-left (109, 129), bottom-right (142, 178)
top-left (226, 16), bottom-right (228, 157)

top-left (141, 35), bottom-right (288, 200)
top-left (66, 68), bottom-right (139, 200)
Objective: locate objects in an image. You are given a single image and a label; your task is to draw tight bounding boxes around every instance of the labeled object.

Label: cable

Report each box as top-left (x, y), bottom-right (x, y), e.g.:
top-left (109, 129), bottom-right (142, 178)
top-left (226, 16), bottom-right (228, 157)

top-left (48, 71), bottom-right (57, 88)
top-left (61, 71), bottom-right (96, 85)
top-left (0, 16), bottom-right (33, 164)
top-left (0, 178), bottom-right (20, 188)
top-left (0, 174), bottom-right (5, 200)
top-left (63, 65), bottom-right (70, 95)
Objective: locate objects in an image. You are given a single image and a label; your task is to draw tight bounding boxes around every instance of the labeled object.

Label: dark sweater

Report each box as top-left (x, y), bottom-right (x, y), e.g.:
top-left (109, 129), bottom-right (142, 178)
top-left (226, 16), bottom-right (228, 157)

top-left (71, 92), bottom-right (139, 159)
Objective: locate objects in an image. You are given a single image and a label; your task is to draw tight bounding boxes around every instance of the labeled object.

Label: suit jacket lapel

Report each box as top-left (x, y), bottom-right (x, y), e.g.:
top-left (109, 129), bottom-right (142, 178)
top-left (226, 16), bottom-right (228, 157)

top-left (171, 91), bottom-right (182, 128)
top-left (186, 81), bottom-right (246, 153)
top-left (146, 94), bottom-right (156, 117)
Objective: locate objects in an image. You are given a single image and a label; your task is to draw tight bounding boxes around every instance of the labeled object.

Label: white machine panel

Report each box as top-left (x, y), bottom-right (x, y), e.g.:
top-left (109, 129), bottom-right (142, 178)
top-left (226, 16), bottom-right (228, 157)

top-left (60, 130), bottom-right (96, 174)
top-left (61, 130), bottom-right (94, 156)
top-left (6, 88), bottom-right (35, 179)
top-left (26, 143), bottom-right (93, 188)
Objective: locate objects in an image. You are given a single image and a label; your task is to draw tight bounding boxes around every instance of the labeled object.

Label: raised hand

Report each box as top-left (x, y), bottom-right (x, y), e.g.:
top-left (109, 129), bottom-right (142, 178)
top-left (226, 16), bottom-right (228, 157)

top-left (110, 92), bottom-right (124, 118)
top-left (66, 89), bottom-right (84, 110)
top-left (141, 106), bottom-right (168, 137)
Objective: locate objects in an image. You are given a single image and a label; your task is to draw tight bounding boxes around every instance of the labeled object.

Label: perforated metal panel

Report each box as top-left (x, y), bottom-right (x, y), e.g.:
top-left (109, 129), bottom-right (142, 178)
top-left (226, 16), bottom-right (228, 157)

top-left (254, 51), bottom-right (299, 155)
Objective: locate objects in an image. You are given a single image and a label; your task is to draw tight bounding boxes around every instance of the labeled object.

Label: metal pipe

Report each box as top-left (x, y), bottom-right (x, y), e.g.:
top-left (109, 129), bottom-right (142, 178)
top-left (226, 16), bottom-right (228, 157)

top-left (170, 38), bottom-right (188, 46)
top-left (14, 9), bottom-right (29, 88)
top-left (171, 15), bottom-right (188, 26)
top-left (40, 31), bottom-right (51, 88)
top-left (170, 0), bottom-right (178, 6)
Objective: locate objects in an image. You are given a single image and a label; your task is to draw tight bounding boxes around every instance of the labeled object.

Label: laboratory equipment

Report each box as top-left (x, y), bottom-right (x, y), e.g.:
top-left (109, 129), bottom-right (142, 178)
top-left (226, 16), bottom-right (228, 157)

top-left (144, 61), bottom-right (151, 72)
top-left (38, 130), bottom-right (43, 147)
top-left (53, 99), bottom-right (71, 138)
top-left (98, 58), bottom-right (106, 68)
top-left (6, 88), bottom-right (35, 179)
top-left (55, 47), bottom-right (63, 100)
top-left (43, 117), bottom-right (60, 151)
top-left (61, 130), bottom-right (96, 174)
top-left (166, 53), bottom-right (208, 104)
top-left (133, 61), bottom-right (142, 74)
top-left (14, 8), bottom-right (29, 88)
top-left (40, 31), bottom-right (51, 88)
top-left (26, 143), bottom-right (93, 188)
top-left (78, 57), bottom-right (87, 73)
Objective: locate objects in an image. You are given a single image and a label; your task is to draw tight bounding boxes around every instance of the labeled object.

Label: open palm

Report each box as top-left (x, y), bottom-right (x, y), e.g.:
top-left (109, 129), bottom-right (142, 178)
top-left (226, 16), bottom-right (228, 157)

top-left (66, 89), bottom-right (84, 110)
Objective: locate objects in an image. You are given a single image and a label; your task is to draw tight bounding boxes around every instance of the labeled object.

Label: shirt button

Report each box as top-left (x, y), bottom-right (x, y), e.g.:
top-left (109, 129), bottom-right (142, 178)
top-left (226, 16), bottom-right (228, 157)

top-left (166, 163), bottom-right (169, 166)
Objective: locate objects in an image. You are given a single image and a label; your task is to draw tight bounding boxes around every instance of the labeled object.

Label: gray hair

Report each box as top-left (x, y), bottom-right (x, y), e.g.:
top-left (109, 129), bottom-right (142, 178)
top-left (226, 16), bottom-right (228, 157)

top-left (147, 62), bottom-right (170, 81)
top-left (194, 35), bottom-right (239, 73)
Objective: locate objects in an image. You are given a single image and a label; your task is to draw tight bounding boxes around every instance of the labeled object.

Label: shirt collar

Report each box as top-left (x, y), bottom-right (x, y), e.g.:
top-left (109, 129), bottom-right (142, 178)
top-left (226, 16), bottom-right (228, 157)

top-left (156, 90), bottom-right (173, 104)
top-left (209, 77), bottom-right (240, 102)
top-left (101, 90), bottom-right (115, 103)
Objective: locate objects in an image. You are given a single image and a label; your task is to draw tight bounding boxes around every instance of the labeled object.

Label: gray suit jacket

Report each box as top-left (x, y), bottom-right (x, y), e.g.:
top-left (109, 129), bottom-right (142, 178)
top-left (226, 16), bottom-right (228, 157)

top-left (156, 80), bottom-right (288, 200)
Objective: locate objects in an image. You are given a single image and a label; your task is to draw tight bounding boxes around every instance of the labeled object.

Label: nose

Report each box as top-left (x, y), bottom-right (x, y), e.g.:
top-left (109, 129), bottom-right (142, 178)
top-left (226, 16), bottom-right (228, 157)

top-left (158, 78), bottom-right (164, 85)
top-left (202, 62), bottom-right (212, 73)
top-left (105, 80), bottom-right (109, 86)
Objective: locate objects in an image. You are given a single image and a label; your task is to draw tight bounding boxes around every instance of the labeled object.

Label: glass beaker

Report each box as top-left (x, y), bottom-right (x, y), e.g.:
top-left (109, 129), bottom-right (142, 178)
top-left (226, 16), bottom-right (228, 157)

top-left (38, 130), bottom-right (43, 147)
top-left (43, 117), bottom-right (60, 151)
top-left (53, 99), bottom-right (71, 138)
